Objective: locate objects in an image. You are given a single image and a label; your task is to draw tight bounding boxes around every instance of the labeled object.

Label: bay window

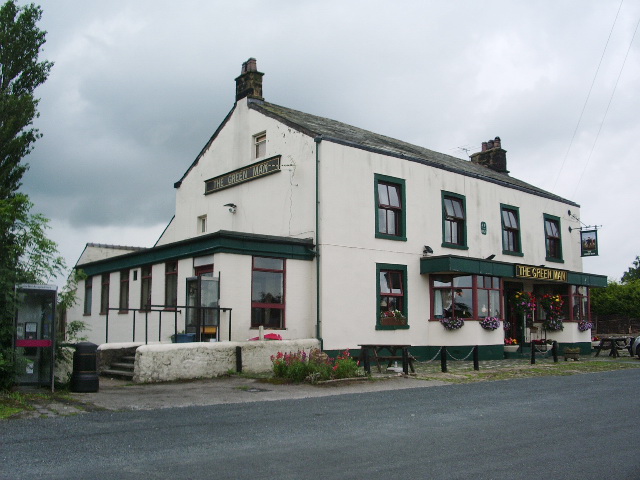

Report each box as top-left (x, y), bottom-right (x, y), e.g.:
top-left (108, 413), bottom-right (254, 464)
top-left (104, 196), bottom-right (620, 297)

top-left (251, 257), bottom-right (285, 328)
top-left (432, 275), bottom-right (502, 319)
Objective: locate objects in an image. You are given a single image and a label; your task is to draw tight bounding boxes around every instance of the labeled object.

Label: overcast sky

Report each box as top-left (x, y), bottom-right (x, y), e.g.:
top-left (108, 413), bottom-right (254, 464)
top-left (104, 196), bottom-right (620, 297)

top-left (18, 0), bottom-right (640, 285)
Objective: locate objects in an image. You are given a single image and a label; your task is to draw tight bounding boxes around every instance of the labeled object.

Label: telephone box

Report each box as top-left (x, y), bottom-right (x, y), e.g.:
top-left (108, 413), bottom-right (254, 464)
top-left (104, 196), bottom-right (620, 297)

top-left (14, 284), bottom-right (57, 390)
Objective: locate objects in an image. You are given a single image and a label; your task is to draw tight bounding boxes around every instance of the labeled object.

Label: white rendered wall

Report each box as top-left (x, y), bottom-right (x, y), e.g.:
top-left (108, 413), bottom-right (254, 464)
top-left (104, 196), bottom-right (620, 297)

top-left (316, 141), bottom-right (584, 351)
top-left (158, 98), bottom-right (317, 246)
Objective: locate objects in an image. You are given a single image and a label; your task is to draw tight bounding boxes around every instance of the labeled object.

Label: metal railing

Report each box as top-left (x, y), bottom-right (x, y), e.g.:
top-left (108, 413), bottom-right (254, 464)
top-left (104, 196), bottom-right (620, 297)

top-left (104, 304), bottom-right (232, 344)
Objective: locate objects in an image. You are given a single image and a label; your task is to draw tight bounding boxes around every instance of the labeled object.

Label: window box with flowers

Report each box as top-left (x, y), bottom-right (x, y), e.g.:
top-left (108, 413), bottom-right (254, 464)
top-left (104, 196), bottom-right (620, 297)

top-left (479, 316), bottom-right (501, 331)
top-left (379, 310), bottom-right (408, 327)
top-left (440, 317), bottom-right (464, 330)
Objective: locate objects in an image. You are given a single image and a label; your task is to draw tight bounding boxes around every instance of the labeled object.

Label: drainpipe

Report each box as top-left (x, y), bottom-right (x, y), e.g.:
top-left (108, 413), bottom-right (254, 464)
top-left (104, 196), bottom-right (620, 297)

top-left (314, 135), bottom-right (323, 350)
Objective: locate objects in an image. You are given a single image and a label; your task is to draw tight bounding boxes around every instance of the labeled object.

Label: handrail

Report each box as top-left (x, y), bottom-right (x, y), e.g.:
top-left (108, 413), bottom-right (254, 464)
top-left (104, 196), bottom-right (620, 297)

top-left (103, 305), bottom-right (232, 344)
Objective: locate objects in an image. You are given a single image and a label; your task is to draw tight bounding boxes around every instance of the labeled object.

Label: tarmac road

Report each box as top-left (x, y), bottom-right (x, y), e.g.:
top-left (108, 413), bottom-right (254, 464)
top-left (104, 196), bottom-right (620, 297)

top-left (2, 369), bottom-right (639, 480)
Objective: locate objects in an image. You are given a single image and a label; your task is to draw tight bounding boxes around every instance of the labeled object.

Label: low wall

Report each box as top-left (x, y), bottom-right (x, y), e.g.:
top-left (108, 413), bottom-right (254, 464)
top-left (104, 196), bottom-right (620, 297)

top-left (134, 339), bottom-right (320, 383)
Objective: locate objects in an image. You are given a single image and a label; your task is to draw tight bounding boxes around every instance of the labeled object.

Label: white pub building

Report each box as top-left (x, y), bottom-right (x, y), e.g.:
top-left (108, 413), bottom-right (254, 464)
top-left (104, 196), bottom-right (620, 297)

top-left (69, 59), bottom-right (606, 361)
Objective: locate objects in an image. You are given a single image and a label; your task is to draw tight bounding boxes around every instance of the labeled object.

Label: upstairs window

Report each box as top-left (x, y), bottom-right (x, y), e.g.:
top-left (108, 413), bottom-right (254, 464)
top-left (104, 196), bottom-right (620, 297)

top-left (442, 192), bottom-right (467, 248)
top-left (501, 205), bottom-right (522, 255)
top-left (375, 174), bottom-right (406, 240)
top-left (197, 215), bottom-right (207, 234)
top-left (544, 214), bottom-right (563, 262)
top-left (254, 132), bottom-right (266, 159)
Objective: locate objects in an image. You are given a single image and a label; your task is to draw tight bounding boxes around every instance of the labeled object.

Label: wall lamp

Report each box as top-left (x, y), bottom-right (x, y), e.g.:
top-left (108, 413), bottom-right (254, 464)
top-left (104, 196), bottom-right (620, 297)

top-left (224, 203), bottom-right (237, 214)
top-left (423, 245), bottom-right (434, 256)
top-left (486, 254), bottom-right (496, 260)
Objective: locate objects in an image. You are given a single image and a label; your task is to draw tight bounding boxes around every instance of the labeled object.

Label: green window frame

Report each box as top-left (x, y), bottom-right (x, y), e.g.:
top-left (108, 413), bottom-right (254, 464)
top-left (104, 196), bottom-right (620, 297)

top-left (500, 204), bottom-right (523, 256)
top-left (376, 263), bottom-right (409, 330)
top-left (374, 174), bottom-right (407, 241)
top-left (441, 191), bottom-right (468, 249)
top-left (543, 214), bottom-right (563, 263)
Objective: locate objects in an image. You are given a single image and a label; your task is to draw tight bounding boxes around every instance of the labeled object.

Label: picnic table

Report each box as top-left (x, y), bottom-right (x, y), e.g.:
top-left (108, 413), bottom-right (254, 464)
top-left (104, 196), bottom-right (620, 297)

top-left (358, 344), bottom-right (416, 374)
top-left (594, 337), bottom-right (632, 358)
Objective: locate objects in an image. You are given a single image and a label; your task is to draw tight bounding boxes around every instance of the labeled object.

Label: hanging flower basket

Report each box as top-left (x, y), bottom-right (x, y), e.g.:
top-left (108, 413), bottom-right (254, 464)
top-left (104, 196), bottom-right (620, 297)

top-left (512, 291), bottom-right (536, 319)
top-left (440, 317), bottom-right (464, 330)
top-left (479, 316), bottom-right (501, 331)
top-left (543, 317), bottom-right (564, 331)
top-left (540, 294), bottom-right (564, 331)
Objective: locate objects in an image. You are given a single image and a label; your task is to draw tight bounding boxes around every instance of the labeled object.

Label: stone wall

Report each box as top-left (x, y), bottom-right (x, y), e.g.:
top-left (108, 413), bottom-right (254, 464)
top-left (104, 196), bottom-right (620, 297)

top-left (133, 339), bottom-right (320, 383)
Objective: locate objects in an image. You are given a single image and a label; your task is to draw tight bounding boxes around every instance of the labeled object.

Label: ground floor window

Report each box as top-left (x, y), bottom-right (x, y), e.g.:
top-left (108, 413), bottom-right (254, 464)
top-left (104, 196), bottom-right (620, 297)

top-left (251, 257), bottom-right (285, 328)
top-left (432, 275), bottom-right (502, 319)
top-left (84, 276), bottom-right (92, 315)
top-left (377, 263), bottom-right (408, 328)
top-left (100, 273), bottom-right (110, 315)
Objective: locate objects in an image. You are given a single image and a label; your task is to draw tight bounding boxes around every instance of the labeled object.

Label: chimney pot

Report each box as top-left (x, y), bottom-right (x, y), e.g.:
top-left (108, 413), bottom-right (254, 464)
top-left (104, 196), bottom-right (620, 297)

top-left (494, 136), bottom-right (501, 148)
top-left (481, 142), bottom-right (488, 152)
top-left (235, 58), bottom-right (264, 102)
top-left (487, 139), bottom-right (494, 149)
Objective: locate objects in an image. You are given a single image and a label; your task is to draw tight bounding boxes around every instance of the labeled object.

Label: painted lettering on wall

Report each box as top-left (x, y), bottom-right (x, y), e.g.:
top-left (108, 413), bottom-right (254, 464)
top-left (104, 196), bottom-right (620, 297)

top-left (515, 264), bottom-right (567, 282)
top-left (205, 155), bottom-right (281, 194)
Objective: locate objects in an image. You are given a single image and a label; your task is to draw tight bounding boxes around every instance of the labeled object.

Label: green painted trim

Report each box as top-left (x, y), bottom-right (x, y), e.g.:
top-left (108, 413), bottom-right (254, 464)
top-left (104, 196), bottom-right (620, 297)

top-left (374, 174), bottom-right (407, 241)
top-left (375, 325), bottom-right (410, 330)
top-left (376, 262), bottom-right (408, 329)
top-left (78, 230), bottom-right (315, 276)
top-left (420, 255), bottom-right (607, 287)
top-left (500, 203), bottom-right (523, 255)
top-left (543, 213), bottom-right (564, 263)
top-left (441, 191), bottom-right (468, 249)
top-left (567, 272), bottom-right (607, 287)
top-left (420, 255), bottom-right (514, 277)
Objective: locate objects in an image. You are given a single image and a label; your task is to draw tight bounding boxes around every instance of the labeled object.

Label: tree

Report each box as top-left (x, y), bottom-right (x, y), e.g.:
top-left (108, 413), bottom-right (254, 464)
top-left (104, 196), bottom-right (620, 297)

top-left (0, 0), bottom-right (53, 199)
top-left (0, 1), bottom-right (59, 390)
top-left (621, 255), bottom-right (640, 284)
top-left (590, 279), bottom-right (640, 319)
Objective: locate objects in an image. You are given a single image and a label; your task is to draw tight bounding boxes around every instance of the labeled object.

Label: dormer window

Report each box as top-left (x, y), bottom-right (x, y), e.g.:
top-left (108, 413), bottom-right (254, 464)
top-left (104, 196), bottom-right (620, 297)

top-left (254, 133), bottom-right (266, 158)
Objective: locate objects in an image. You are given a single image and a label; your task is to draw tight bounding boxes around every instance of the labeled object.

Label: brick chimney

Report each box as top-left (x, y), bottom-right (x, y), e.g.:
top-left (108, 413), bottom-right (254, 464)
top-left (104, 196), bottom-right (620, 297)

top-left (469, 136), bottom-right (508, 173)
top-left (235, 58), bottom-right (264, 102)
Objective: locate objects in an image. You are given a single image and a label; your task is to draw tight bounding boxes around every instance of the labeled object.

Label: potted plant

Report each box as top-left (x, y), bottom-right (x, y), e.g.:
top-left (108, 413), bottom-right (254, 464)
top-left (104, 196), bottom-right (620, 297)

top-left (504, 338), bottom-right (519, 352)
top-left (171, 331), bottom-right (196, 343)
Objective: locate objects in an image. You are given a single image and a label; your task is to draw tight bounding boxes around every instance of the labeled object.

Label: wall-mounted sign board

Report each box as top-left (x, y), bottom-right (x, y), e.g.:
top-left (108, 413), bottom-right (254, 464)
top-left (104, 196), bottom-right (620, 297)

top-left (205, 155), bottom-right (281, 194)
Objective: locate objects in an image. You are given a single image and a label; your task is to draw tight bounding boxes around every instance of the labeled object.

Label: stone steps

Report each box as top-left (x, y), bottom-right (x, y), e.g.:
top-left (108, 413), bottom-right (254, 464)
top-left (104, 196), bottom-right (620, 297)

top-left (101, 355), bottom-right (135, 380)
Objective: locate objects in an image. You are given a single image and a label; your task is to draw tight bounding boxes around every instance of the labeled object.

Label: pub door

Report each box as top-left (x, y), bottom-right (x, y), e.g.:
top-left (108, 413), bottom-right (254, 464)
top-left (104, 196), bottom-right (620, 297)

top-left (503, 281), bottom-right (524, 344)
top-left (185, 271), bottom-right (220, 341)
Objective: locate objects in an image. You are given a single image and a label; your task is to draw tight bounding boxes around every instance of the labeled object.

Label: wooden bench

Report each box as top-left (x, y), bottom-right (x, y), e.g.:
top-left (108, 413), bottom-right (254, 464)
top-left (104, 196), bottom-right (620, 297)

top-left (358, 345), bottom-right (416, 374)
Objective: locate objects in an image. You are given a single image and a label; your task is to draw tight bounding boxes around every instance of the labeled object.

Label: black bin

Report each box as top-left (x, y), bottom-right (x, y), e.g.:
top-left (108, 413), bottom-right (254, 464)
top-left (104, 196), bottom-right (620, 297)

top-left (70, 342), bottom-right (99, 392)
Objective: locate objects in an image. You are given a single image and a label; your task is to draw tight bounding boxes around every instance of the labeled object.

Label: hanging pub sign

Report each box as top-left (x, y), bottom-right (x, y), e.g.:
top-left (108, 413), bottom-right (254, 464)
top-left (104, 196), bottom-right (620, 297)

top-left (580, 230), bottom-right (598, 257)
top-left (205, 155), bottom-right (281, 194)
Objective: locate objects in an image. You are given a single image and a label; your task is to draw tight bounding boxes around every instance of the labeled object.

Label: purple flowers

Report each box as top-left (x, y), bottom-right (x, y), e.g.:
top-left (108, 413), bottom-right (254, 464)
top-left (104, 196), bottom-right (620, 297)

top-left (479, 317), bottom-right (501, 331)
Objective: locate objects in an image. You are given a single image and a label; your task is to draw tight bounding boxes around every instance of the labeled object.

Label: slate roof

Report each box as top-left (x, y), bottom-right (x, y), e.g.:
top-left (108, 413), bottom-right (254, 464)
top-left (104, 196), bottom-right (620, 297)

top-left (249, 99), bottom-right (578, 207)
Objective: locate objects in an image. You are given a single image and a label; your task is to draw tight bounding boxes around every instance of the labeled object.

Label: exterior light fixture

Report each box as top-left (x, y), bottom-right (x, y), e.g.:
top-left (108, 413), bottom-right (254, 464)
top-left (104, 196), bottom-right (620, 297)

top-left (224, 203), bottom-right (237, 214)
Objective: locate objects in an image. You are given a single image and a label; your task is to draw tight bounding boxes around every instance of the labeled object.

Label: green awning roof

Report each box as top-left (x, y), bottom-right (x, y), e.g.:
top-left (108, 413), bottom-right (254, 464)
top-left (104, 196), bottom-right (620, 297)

top-left (77, 230), bottom-right (315, 277)
top-left (420, 255), bottom-right (607, 287)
